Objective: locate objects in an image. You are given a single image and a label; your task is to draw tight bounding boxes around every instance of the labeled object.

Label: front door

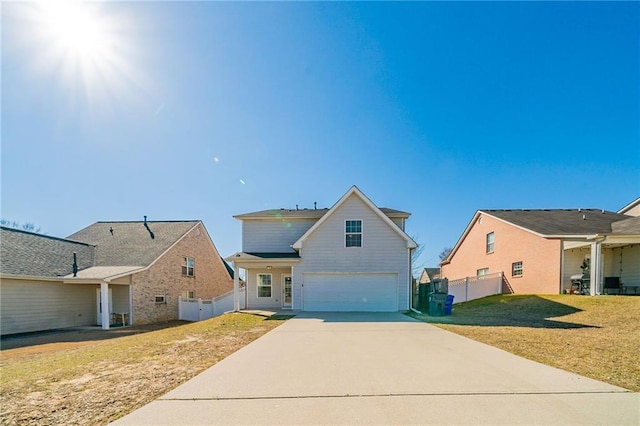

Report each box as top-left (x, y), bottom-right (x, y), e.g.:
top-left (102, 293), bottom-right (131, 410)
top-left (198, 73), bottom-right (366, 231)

top-left (282, 275), bottom-right (292, 308)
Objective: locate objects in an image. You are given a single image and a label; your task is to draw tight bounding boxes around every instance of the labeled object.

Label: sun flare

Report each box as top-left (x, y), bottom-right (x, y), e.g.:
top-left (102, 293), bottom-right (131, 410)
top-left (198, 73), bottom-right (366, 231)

top-left (38, 1), bottom-right (112, 60)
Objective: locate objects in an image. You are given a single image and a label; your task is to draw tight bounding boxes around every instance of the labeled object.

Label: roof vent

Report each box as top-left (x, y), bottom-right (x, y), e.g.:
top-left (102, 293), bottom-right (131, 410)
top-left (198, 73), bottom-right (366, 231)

top-left (72, 252), bottom-right (78, 277)
top-left (578, 208), bottom-right (581, 212)
top-left (582, 214), bottom-right (586, 220)
top-left (143, 216), bottom-right (155, 239)
top-left (314, 202), bottom-right (317, 210)
top-left (602, 209), bottom-right (605, 214)
top-left (109, 226), bottom-right (114, 236)
top-left (296, 204), bottom-right (299, 211)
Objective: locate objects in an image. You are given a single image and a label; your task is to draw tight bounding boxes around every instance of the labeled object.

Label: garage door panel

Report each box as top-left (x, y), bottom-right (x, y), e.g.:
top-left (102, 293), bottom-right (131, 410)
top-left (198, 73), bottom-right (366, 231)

top-left (303, 274), bottom-right (397, 312)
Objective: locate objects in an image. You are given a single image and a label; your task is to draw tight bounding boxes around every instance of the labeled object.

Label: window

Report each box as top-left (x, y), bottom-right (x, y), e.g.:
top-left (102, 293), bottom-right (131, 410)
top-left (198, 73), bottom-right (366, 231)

top-left (512, 261), bottom-right (523, 277)
top-left (182, 257), bottom-right (195, 276)
top-left (257, 274), bottom-right (272, 298)
top-left (185, 290), bottom-right (195, 299)
top-left (345, 220), bottom-right (362, 247)
top-left (155, 294), bottom-right (166, 304)
top-left (486, 232), bottom-right (495, 253)
top-left (477, 268), bottom-right (489, 277)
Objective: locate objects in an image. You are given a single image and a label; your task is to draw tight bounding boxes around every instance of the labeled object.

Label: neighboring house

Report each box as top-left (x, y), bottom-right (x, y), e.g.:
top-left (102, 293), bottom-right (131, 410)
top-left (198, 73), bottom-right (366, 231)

top-left (440, 205), bottom-right (640, 295)
top-left (618, 197), bottom-right (640, 217)
top-left (225, 186), bottom-right (417, 312)
top-left (418, 267), bottom-right (441, 284)
top-left (1, 220), bottom-right (234, 335)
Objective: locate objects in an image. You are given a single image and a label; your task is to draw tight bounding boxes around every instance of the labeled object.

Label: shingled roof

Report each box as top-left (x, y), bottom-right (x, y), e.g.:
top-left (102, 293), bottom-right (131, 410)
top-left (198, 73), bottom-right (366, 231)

top-left (483, 209), bottom-right (633, 236)
top-left (235, 207), bottom-right (410, 220)
top-left (0, 226), bottom-right (95, 277)
top-left (67, 221), bottom-right (200, 267)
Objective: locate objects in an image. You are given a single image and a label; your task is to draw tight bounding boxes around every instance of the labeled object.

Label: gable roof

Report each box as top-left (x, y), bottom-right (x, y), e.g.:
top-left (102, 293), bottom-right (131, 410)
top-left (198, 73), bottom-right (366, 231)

top-left (67, 221), bottom-right (200, 267)
top-left (234, 207), bottom-right (410, 220)
top-left (292, 186), bottom-right (416, 249)
top-left (442, 208), bottom-right (638, 265)
top-left (483, 209), bottom-right (630, 236)
top-left (618, 197), bottom-right (640, 216)
top-left (0, 226), bottom-right (95, 277)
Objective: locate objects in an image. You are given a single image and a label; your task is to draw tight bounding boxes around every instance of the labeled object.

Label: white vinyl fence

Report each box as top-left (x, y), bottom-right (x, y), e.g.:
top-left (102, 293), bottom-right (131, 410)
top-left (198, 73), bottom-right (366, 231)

top-left (178, 287), bottom-right (246, 322)
top-left (448, 272), bottom-right (503, 304)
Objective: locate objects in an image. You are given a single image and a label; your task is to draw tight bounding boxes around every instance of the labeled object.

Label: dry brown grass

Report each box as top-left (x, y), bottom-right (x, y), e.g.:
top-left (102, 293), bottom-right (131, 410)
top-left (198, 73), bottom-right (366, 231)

top-left (0, 313), bottom-right (287, 425)
top-left (410, 294), bottom-right (640, 392)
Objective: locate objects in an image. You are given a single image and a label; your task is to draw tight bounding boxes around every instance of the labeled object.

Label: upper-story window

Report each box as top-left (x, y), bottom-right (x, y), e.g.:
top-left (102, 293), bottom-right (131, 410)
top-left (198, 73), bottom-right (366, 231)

top-left (477, 268), bottom-right (489, 277)
top-left (512, 261), bottom-right (523, 277)
top-left (345, 220), bottom-right (362, 247)
top-left (182, 257), bottom-right (195, 276)
top-left (486, 232), bottom-right (495, 253)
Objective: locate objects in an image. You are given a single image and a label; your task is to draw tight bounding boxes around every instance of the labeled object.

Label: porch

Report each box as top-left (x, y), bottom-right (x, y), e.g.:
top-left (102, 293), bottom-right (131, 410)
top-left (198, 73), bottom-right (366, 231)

top-left (562, 237), bottom-right (640, 295)
top-left (225, 252), bottom-right (300, 311)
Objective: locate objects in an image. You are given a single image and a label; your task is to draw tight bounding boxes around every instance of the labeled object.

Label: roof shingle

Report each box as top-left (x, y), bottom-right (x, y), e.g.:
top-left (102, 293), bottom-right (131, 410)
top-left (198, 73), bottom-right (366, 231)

top-left (483, 209), bottom-right (633, 236)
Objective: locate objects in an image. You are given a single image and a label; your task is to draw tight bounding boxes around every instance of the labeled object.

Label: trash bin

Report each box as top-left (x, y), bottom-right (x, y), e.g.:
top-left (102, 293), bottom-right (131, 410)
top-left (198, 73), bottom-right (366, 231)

top-left (444, 294), bottom-right (454, 315)
top-left (428, 292), bottom-right (448, 316)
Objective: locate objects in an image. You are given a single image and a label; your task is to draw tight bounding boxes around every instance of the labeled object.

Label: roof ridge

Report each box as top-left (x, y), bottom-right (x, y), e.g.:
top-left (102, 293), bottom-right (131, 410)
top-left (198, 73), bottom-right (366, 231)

top-left (94, 220), bottom-right (201, 224)
top-left (0, 226), bottom-right (95, 246)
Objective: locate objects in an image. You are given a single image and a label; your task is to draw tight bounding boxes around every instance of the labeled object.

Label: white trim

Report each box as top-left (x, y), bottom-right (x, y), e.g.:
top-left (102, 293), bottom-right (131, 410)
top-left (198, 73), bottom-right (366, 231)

top-left (618, 197), bottom-right (640, 214)
top-left (282, 274), bottom-right (292, 308)
top-left (257, 273), bottom-right (273, 298)
top-left (344, 219), bottom-right (363, 248)
top-left (292, 186), bottom-right (416, 250)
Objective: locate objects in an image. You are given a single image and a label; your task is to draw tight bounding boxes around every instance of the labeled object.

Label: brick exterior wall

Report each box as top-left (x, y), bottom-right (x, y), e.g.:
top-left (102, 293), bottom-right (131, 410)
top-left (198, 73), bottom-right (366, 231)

top-left (441, 213), bottom-right (562, 294)
top-left (130, 223), bottom-right (234, 325)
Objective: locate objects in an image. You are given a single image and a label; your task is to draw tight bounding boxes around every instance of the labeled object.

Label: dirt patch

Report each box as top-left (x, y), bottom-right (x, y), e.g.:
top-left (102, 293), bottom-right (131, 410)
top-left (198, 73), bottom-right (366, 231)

top-left (0, 313), bottom-right (286, 425)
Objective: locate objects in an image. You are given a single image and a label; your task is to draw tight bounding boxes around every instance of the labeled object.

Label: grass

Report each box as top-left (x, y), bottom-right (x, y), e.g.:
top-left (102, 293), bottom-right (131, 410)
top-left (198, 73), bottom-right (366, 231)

top-left (0, 313), bottom-right (288, 425)
top-left (409, 294), bottom-right (640, 392)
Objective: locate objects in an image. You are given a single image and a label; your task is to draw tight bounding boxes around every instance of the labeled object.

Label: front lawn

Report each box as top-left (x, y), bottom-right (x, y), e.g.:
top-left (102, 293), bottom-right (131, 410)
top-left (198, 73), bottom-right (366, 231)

top-left (409, 294), bottom-right (640, 392)
top-left (0, 313), bottom-right (287, 425)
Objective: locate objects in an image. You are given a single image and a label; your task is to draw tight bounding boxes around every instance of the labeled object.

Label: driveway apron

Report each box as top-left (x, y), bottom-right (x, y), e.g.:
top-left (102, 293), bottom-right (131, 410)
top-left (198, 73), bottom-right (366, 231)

top-left (113, 312), bottom-right (639, 425)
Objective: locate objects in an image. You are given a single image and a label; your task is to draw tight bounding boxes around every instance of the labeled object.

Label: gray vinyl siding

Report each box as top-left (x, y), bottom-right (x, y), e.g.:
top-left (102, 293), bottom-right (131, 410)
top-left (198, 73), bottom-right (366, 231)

top-left (245, 267), bottom-right (288, 309)
top-left (242, 220), bottom-right (316, 252)
top-left (390, 218), bottom-right (405, 231)
top-left (0, 278), bottom-right (96, 335)
top-left (292, 194), bottom-right (410, 311)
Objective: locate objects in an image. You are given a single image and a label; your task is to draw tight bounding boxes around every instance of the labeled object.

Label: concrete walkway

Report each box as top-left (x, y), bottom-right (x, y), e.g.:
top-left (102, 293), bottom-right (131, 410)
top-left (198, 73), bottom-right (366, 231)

top-left (113, 312), bottom-right (639, 425)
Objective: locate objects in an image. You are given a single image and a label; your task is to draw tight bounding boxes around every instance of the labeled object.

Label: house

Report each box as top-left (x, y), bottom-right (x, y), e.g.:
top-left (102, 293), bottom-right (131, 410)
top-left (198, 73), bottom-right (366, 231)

top-left (225, 186), bottom-right (417, 312)
top-left (0, 220), bottom-right (234, 335)
top-left (440, 204), bottom-right (640, 295)
top-left (418, 267), bottom-right (441, 284)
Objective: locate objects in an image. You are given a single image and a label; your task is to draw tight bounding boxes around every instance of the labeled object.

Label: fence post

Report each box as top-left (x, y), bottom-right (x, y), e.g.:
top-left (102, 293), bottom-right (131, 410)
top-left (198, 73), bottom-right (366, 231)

top-left (211, 297), bottom-right (216, 317)
top-left (197, 298), bottom-right (203, 321)
top-left (498, 271), bottom-right (503, 294)
top-left (465, 277), bottom-right (469, 302)
top-left (178, 296), bottom-right (183, 320)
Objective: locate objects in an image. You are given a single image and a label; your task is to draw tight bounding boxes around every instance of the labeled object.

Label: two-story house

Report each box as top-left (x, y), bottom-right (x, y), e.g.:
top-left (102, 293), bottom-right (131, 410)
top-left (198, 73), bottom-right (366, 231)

top-left (225, 186), bottom-right (417, 312)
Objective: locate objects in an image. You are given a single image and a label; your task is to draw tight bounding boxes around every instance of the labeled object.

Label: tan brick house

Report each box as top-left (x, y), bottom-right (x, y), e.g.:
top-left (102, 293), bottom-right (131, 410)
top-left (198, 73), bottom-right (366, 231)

top-left (441, 206), bottom-right (640, 295)
top-left (1, 220), bottom-right (234, 335)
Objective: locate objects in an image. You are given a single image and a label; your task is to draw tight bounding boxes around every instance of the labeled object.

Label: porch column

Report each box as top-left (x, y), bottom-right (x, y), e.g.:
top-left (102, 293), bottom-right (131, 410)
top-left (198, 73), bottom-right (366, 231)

top-left (233, 262), bottom-right (240, 312)
top-left (589, 242), bottom-right (602, 296)
top-left (101, 282), bottom-right (110, 330)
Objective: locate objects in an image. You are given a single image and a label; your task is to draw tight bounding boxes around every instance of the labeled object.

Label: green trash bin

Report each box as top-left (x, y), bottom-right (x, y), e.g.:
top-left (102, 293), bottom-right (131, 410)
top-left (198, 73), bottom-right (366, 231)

top-left (428, 292), bottom-right (447, 316)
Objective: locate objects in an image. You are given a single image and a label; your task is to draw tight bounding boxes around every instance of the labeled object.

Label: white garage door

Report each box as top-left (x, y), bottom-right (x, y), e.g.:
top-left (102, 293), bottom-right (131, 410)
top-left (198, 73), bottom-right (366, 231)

top-left (303, 273), bottom-right (398, 312)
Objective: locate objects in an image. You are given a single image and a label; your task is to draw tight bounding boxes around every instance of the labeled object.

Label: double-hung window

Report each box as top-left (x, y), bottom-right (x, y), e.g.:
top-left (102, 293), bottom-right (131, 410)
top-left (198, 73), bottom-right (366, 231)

top-left (512, 261), bottom-right (523, 277)
top-left (182, 257), bottom-right (195, 276)
top-left (345, 220), bottom-right (362, 247)
top-left (477, 268), bottom-right (489, 278)
top-left (257, 274), bottom-right (272, 298)
top-left (486, 232), bottom-right (495, 253)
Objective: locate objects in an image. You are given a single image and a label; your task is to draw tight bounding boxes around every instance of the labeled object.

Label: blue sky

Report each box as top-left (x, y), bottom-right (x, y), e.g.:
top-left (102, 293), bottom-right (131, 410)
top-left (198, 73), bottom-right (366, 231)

top-left (2, 1), bottom-right (639, 270)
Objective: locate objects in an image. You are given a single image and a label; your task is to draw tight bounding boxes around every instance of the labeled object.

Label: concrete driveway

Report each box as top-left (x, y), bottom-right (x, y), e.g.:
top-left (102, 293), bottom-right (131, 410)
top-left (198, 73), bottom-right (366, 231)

top-left (113, 312), bottom-right (639, 425)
